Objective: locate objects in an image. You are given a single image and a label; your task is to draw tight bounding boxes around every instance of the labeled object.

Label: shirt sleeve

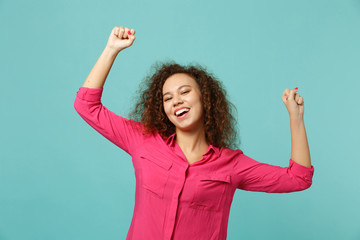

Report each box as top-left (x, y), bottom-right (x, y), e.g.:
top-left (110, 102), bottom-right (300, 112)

top-left (233, 153), bottom-right (315, 193)
top-left (74, 86), bottom-right (145, 155)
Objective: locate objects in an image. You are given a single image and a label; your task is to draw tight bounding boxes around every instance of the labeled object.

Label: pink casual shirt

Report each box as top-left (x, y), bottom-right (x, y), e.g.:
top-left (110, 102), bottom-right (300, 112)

top-left (74, 87), bottom-right (315, 240)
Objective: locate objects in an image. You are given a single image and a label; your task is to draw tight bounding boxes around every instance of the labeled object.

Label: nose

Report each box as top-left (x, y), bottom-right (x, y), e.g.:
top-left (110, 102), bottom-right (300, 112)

top-left (173, 95), bottom-right (183, 106)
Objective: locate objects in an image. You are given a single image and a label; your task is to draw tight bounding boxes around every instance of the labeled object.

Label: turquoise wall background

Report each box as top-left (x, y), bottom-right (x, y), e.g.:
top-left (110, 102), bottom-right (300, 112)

top-left (1, 0), bottom-right (359, 239)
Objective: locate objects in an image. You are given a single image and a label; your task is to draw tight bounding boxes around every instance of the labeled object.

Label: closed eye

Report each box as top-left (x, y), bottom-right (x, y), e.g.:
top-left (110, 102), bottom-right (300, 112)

top-left (164, 90), bottom-right (190, 102)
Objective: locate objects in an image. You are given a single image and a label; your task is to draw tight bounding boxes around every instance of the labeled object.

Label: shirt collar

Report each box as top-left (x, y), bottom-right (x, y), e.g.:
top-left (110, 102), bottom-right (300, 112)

top-left (165, 132), bottom-right (177, 146)
top-left (165, 132), bottom-right (220, 157)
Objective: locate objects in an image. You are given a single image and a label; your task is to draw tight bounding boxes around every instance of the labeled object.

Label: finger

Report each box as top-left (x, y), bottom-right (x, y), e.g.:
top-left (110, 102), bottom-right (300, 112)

top-left (295, 93), bottom-right (300, 102)
top-left (113, 27), bottom-right (119, 37)
top-left (124, 27), bottom-right (130, 38)
top-left (130, 29), bottom-right (136, 35)
top-left (298, 96), bottom-right (304, 105)
top-left (282, 88), bottom-right (290, 101)
top-left (119, 26), bottom-right (125, 39)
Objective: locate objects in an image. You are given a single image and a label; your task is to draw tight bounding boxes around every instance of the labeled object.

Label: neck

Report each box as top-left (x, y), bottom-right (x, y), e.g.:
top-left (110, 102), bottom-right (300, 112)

top-left (175, 127), bottom-right (209, 154)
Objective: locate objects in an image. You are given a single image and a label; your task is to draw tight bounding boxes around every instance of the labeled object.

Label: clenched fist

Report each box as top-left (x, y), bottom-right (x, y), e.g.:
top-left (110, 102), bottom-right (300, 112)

top-left (106, 26), bottom-right (136, 53)
top-left (282, 88), bottom-right (304, 121)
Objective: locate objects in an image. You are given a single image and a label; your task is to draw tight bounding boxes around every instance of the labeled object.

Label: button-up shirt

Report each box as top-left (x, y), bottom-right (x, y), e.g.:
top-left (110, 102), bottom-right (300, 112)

top-left (74, 87), bottom-right (315, 240)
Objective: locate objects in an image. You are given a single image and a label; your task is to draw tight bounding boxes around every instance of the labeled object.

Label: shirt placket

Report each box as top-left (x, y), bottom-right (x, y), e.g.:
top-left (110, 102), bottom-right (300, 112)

top-left (165, 142), bottom-right (214, 239)
top-left (165, 161), bottom-right (189, 240)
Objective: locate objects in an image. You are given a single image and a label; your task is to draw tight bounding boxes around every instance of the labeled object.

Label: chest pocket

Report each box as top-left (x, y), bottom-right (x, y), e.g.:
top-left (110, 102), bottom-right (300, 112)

top-left (139, 153), bottom-right (173, 199)
top-left (189, 174), bottom-right (231, 211)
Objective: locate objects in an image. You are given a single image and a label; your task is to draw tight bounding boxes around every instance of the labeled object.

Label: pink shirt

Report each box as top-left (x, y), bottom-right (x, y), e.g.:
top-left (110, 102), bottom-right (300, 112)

top-left (74, 87), bottom-right (315, 240)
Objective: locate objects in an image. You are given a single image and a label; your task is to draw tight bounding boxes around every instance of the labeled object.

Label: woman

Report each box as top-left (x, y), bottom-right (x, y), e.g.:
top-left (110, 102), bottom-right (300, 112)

top-left (74, 26), bottom-right (314, 240)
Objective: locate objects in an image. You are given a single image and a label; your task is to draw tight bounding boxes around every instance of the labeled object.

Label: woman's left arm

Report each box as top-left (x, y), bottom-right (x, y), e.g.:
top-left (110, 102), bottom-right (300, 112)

top-left (283, 87), bottom-right (312, 168)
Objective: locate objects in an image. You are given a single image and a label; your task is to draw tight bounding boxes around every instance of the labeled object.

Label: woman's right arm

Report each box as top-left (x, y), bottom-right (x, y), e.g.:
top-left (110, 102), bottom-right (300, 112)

top-left (75, 26), bottom-right (143, 155)
top-left (82, 26), bottom-right (136, 89)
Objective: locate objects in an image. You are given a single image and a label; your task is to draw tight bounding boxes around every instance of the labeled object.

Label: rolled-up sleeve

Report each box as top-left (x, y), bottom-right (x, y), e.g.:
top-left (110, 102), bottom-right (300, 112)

top-left (74, 87), bottom-right (144, 155)
top-left (234, 153), bottom-right (315, 193)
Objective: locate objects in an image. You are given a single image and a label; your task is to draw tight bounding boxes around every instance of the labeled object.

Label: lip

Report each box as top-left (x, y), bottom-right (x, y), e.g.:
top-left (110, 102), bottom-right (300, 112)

top-left (174, 107), bottom-right (190, 116)
top-left (176, 110), bottom-right (190, 119)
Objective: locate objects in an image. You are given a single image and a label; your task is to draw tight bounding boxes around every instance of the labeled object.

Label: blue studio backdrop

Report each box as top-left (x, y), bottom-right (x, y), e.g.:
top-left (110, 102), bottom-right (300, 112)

top-left (0, 0), bottom-right (359, 239)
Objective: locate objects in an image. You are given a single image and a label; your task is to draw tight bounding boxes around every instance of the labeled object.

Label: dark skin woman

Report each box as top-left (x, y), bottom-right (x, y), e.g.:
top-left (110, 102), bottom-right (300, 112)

top-left (77, 25), bottom-right (313, 239)
top-left (82, 26), bottom-right (310, 168)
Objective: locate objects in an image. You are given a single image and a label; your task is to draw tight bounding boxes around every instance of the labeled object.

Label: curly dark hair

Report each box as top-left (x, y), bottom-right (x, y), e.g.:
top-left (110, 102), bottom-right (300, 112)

top-left (128, 60), bottom-right (241, 149)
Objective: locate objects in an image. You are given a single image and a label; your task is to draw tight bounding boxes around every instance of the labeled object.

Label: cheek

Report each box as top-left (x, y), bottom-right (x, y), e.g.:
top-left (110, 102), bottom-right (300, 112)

top-left (163, 104), bottom-right (171, 117)
top-left (194, 97), bottom-right (204, 110)
top-left (197, 99), bottom-right (205, 117)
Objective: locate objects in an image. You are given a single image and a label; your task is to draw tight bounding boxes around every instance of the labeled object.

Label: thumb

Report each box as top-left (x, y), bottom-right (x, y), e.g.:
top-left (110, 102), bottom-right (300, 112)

top-left (127, 30), bottom-right (136, 42)
top-left (127, 34), bottom-right (136, 45)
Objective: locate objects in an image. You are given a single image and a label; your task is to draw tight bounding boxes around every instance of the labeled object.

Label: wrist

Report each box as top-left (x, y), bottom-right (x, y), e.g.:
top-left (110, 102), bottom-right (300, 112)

top-left (104, 46), bottom-right (120, 57)
top-left (289, 113), bottom-right (303, 121)
top-left (290, 116), bottom-right (304, 127)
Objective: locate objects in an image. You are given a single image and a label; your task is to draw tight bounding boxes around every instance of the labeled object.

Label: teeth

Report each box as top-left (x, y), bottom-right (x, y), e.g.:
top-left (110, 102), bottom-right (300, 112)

top-left (175, 108), bottom-right (190, 116)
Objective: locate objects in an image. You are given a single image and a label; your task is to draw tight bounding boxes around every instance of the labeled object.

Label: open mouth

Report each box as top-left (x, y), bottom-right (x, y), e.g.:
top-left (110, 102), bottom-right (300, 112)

top-left (175, 108), bottom-right (190, 119)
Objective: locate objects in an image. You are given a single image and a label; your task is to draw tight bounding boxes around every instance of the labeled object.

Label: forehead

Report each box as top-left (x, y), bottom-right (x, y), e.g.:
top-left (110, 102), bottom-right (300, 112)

top-left (162, 73), bottom-right (198, 92)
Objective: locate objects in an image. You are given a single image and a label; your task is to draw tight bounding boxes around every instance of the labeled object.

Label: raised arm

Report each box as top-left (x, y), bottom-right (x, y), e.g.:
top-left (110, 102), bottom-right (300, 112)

top-left (232, 88), bottom-right (314, 193)
top-left (282, 87), bottom-right (312, 168)
top-left (74, 26), bottom-right (143, 155)
top-left (82, 26), bottom-right (136, 89)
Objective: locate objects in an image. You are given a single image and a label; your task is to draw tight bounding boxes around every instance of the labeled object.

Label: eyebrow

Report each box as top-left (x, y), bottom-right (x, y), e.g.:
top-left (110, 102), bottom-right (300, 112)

top-left (163, 85), bottom-right (192, 96)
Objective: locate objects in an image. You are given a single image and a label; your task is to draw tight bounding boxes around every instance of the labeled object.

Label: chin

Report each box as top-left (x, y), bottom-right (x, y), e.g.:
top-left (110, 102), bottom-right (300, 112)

top-left (168, 115), bottom-right (202, 132)
top-left (175, 123), bottom-right (201, 132)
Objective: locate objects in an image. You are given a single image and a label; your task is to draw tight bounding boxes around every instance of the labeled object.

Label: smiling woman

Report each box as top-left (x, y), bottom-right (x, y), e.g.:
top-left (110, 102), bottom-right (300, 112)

top-left (74, 26), bottom-right (315, 240)
top-left (128, 62), bottom-right (240, 150)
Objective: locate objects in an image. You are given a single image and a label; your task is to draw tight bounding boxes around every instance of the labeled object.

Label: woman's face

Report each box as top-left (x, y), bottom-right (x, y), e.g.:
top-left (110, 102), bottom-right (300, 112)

top-left (162, 73), bottom-right (204, 132)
